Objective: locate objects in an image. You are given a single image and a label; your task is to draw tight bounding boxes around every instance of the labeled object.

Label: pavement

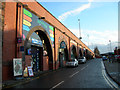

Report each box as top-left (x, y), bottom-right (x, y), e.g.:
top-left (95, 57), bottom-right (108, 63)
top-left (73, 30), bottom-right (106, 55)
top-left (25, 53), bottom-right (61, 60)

top-left (103, 59), bottom-right (120, 86)
top-left (2, 69), bottom-right (60, 89)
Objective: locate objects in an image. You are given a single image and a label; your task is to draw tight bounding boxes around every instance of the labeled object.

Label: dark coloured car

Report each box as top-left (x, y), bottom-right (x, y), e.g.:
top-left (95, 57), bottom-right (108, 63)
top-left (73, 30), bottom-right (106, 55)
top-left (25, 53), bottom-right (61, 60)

top-left (102, 56), bottom-right (107, 61)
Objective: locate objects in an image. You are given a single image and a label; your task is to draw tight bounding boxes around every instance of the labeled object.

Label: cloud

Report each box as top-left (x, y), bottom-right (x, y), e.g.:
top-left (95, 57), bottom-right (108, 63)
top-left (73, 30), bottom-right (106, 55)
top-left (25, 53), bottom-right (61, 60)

top-left (69, 28), bottom-right (118, 53)
top-left (58, 0), bottom-right (93, 22)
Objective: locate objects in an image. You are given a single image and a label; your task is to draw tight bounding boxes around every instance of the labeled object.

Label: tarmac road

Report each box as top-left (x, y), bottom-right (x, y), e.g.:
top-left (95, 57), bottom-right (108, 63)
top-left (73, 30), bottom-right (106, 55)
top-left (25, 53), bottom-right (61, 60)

top-left (9, 58), bottom-right (118, 89)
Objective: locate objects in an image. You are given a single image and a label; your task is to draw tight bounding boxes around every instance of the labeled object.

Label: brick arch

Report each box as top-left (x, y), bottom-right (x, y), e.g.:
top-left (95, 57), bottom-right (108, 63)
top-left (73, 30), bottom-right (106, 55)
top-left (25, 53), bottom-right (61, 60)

top-left (71, 45), bottom-right (77, 59)
top-left (58, 36), bottom-right (68, 49)
top-left (25, 26), bottom-right (53, 50)
top-left (79, 48), bottom-right (83, 57)
top-left (57, 39), bottom-right (69, 60)
top-left (24, 26), bottom-right (54, 70)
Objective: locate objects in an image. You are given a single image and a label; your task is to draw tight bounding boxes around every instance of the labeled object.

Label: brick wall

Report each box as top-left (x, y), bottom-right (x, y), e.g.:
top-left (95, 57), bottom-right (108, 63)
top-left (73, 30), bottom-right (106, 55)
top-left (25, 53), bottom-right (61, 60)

top-left (2, 2), bottom-right (17, 81)
top-left (0, 2), bottom-right (5, 87)
top-left (0, 2), bottom-right (2, 88)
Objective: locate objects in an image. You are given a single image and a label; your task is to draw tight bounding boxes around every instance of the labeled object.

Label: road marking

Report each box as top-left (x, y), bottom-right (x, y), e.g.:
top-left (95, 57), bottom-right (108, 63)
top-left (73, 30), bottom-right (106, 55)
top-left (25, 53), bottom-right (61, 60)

top-left (103, 70), bottom-right (118, 88)
top-left (81, 67), bottom-right (85, 70)
top-left (102, 70), bottom-right (113, 88)
top-left (81, 65), bottom-right (88, 71)
top-left (101, 61), bottom-right (118, 89)
top-left (69, 71), bottom-right (79, 78)
top-left (69, 64), bottom-right (89, 78)
top-left (50, 81), bottom-right (64, 90)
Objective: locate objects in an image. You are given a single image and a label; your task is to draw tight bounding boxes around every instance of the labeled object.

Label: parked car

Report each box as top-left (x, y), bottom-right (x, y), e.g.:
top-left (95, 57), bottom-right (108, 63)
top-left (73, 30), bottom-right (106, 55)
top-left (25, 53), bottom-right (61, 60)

top-left (102, 56), bottom-right (108, 61)
top-left (66, 59), bottom-right (78, 67)
top-left (78, 57), bottom-right (86, 64)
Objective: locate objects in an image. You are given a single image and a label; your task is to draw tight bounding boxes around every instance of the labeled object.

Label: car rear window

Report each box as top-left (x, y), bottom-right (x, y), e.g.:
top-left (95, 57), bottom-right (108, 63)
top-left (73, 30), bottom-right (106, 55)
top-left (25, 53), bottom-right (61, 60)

top-left (79, 57), bottom-right (84, 59)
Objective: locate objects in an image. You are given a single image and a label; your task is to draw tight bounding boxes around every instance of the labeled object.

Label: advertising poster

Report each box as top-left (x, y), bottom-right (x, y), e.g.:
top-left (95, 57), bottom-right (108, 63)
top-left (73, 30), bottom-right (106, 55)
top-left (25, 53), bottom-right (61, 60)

top-left (13, 58), bottom-right (22, 76)
top-left (28, 66), bottom-right (34, 77)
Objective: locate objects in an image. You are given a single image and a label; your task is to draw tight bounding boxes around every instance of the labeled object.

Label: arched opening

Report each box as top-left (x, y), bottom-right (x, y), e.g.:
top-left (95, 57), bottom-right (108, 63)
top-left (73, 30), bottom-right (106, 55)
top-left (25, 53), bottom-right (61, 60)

top-left (23, 28), bottom-right (53, 73)
top-left (83, 48), bottom-right (86, 57)
top-left (86, 49), bottom-right (89, 60)
top-left (71, 45), bottom-right (77, 59)
top-left (58, 41), bottom-right (69, 67)
top-left (36, 30), bottom-right (53, 70)
top-left (79, 48), bottom-right (83, 58)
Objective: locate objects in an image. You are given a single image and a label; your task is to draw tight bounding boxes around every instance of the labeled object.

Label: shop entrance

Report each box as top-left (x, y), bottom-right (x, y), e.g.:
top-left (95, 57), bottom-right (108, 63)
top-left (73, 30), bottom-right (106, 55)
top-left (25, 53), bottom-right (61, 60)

top-left (59, 52), bottom-right (63, 67)
top-left (71, 45), bottom-right (77, 59)
top-left (31, 46), bottom-right (43, 72)
top-left (59, 41), bottom-right (68, 68)
top-left (79, 48), bottom-right (83, 58)
top-left (24, 29), bottom-right (53, 73)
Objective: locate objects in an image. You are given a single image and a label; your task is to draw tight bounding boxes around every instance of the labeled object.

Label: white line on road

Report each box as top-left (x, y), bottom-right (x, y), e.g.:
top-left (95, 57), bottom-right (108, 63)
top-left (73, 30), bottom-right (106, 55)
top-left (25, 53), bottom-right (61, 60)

top-left (102, 70), bottom-right (113, 88)
top-left (103, 70), bottom-right (118, 88)
top-left (69, 64), bottom-right (89, 78)
top-left (101, 61), bottom-right (118, 89)
top-left (69, 71), bottom-right (79, 78)
top-left (81, 65), bottom-right (88, 71)
top-left (50, 81), bottom-right (64, 90)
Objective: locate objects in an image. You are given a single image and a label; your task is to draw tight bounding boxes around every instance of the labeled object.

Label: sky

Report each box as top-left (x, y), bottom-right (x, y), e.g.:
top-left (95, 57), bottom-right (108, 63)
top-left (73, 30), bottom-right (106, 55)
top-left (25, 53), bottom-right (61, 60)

top-left (38, 1), bottom-right (118, 54)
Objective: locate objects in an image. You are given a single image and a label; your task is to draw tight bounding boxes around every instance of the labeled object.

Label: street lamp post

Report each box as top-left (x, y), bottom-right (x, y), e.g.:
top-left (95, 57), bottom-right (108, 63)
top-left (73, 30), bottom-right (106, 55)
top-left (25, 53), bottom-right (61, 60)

top-left (87, 34), bottom-right (89, 48)
top-left (109, 40), bottom-right (112, 52)
top-left (78, 19), bottom-right (82, 39)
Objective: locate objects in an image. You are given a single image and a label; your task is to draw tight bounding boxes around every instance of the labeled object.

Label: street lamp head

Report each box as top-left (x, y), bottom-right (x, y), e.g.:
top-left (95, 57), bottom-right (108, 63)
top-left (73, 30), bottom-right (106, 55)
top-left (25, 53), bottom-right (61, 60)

top-left (79, 37), bottom-right (82, 39)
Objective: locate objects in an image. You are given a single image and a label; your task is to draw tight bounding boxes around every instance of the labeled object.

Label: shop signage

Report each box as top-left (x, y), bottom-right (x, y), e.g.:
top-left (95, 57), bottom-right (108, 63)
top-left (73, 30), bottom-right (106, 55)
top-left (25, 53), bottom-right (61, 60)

top-left (22, 8), bottom-right (54, 48)
top-left (23, 67), bottom-right (28, 77)
top-left (27, 48), bottom-right (31, 55)
top-left (28, 66), bottom-right (34, 77)
top-left (20, 46), bottom-right (24, 52)
top-left (32, 38), bottom-right (42, 46)
top-left (60, 41), bottom-right (66, 49)
top-left (17, 37), bottom-right (22, 43)
top-left (13, 58), bottom-right (22, 76)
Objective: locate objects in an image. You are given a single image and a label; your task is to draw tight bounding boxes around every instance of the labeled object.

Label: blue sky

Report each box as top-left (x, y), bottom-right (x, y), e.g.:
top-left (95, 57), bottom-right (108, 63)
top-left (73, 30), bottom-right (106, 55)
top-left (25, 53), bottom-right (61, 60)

top-left (39, 1), bottom-right (118, 53)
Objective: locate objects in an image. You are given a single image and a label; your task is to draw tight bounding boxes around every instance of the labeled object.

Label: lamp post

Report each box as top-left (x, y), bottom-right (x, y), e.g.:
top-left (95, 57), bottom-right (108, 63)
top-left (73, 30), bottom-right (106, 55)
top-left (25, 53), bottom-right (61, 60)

top-left (109, 40), bottom-right (112, 52)
top-left (78, 19), bottom-right (82, 39)
top-left (87, 34), bottom-right (89, 48)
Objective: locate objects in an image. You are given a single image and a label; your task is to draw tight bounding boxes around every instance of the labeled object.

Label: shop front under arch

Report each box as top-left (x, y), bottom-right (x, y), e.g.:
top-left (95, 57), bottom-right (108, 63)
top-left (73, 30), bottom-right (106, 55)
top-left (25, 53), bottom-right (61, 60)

top-left (71, 45), bottom-right (77, 59)
top-left (58, 41), bottom-right (69, 68)
top-left (23, 26), bottom-right (54, 72)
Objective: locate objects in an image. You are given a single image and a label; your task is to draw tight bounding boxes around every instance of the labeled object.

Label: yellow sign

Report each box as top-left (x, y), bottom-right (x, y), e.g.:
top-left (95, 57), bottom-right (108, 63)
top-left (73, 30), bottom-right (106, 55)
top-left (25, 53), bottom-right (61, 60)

top-left (23, 67), bottom-right (28, 77)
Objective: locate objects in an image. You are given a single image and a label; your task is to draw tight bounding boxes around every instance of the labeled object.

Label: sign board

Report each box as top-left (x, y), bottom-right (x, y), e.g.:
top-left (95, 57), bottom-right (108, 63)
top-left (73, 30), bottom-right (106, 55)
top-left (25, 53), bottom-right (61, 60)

top-left (23, 67), bottom-right (28, 77)
top-left (60, 41), bottom-right (66, 49)
top-left (28, 66), bottom-right (34, 77)
top-left (22, 8), bottom-right (54, 48)
top-left (13, 58), bottom-right (22, 76)
top-left (32, 38), bottom-right (42, 46)
top-left (17, 37), bottom-right (22, 43)
top-left (20, 46), bottom-right (24, 52)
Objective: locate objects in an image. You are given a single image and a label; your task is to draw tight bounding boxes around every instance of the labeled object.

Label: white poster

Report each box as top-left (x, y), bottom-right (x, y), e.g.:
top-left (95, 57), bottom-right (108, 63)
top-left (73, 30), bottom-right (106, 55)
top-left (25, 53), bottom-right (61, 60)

top-left (13, 58), bottom-right (22, 76)
top-left (28, 66), bottom-right (34, 77)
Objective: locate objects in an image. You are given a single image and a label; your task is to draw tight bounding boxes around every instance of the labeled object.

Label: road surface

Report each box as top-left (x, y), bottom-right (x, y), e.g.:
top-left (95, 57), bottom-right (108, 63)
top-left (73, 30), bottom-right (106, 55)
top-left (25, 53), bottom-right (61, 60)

top-left (9, 58), bottom-right (118, 89)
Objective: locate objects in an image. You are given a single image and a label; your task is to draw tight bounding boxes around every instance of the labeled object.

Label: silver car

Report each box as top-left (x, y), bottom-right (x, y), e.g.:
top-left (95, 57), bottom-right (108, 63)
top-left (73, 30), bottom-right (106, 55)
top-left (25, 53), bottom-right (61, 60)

top-left (78, 57), bottom-right (86, 64)
top-left (66, 59), bottom-right (78, 67)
